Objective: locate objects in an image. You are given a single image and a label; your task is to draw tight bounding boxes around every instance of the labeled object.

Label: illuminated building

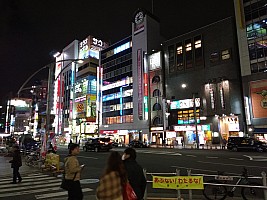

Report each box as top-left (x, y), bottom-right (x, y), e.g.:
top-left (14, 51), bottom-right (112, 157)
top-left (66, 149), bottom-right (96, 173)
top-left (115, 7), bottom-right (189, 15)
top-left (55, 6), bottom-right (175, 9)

top-left (234, 0), bottom-right (267, 140)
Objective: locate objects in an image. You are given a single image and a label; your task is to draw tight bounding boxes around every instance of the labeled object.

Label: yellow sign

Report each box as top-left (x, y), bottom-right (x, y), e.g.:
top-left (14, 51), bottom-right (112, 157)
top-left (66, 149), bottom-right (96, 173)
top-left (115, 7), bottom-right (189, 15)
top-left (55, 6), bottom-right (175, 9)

top-left (152, 176), bottom-right (204, 190)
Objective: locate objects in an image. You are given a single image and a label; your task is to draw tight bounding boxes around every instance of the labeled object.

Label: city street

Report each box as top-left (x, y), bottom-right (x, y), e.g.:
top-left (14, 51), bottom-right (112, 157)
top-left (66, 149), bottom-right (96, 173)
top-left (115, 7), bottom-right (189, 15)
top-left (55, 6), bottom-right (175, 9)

top-left (1, 146), bottom-right (267, 200)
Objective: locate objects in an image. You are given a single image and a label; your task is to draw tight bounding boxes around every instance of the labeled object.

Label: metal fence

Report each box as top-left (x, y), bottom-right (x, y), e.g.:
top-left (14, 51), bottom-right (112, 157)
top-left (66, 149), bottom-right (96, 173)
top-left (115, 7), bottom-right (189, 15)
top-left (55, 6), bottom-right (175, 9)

top-left (143, 168), bottom-right (267, 200)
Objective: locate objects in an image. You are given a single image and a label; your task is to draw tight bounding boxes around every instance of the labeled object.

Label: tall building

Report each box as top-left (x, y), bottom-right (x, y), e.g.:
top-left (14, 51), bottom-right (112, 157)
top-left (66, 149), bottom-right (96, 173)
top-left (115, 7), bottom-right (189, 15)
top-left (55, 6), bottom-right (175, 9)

top-left (163, 17), bottom-right (245, 146)
top-left (99, 9), bottom-right (162, 144)
top-left (234, 0), bottom-right (267, 140)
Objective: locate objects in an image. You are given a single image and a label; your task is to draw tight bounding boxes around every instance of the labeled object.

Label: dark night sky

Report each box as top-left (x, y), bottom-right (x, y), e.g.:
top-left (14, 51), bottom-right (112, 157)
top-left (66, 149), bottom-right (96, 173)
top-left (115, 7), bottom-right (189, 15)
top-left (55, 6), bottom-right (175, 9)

top-left (0, 0), bottom-right (235, 103)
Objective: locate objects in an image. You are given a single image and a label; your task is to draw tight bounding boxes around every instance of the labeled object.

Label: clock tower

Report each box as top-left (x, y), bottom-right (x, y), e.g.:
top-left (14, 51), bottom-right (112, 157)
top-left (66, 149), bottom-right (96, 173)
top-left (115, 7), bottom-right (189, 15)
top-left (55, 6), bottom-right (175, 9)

top-left (132, 9), bottom-right (162, 140)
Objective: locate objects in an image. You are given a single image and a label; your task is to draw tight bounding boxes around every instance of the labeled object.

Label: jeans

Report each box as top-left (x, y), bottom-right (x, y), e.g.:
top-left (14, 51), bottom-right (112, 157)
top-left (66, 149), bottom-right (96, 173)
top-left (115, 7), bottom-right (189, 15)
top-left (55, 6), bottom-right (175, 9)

top-left (68, 180), bottom-right (83, 200)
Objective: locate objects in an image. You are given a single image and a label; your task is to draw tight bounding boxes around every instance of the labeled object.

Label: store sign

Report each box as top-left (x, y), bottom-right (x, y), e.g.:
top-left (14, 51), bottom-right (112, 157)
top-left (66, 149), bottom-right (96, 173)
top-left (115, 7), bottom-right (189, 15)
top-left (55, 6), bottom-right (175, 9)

top-left (149, 52), bottom-right (161, 70)
top-left (137, 49), bottom-right (143, 120)
top-left (174, 125), bottom-right (204, 131)
top-left (170, 98), bottom-right (200, 110)
top-left (100, 130), bottom-right (118, 134)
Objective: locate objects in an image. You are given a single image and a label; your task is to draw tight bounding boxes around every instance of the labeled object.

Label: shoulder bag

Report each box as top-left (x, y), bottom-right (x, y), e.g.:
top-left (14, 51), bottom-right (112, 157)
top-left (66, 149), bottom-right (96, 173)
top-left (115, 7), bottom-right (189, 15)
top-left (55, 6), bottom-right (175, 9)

top-left (60, 157), bottom-right (77, 191)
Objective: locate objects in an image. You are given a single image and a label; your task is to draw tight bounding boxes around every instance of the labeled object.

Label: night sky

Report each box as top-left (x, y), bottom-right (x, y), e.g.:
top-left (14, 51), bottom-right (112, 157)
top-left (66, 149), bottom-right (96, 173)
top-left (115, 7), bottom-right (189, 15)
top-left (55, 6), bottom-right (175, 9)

top-left (0, 0), bottom-right (234, 103)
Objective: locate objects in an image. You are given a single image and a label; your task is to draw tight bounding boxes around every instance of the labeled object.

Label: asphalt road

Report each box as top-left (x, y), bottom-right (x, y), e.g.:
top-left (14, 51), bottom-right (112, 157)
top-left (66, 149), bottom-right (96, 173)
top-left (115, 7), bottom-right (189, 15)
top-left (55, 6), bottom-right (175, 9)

top-left (57, 146), bottom-right (267, 199)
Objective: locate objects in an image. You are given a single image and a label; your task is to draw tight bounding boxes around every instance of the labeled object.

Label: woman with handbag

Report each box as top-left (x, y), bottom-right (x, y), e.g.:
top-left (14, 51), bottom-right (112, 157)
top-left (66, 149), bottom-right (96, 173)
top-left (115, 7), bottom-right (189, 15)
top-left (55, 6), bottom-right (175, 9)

top-left (96, 151), bottom-right (129, 200)
top-left (65, 143), bottom-right (84, 200)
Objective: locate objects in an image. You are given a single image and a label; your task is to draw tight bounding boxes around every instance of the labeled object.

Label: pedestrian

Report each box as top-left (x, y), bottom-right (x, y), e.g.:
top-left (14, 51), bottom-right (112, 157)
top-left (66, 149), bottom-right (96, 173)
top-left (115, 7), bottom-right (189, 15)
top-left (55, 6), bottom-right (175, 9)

top-left (65, 143), bottom-right (84, 200)
top-left (222, 138), bottom-right (227, 149)
top-left (47, 142), bottom-right (56, 154)
top-left (96, 151), bottom-right (127, 200)
top-left (9, 145), bottom-right (22, 184)
top-left (122, 148), bottom-right (146, 200)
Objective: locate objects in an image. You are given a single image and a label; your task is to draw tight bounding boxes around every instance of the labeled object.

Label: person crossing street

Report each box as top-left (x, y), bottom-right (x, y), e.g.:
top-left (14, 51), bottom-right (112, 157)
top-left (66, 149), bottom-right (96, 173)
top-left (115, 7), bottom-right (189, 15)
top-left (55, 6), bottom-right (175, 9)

top-left (9, 145), bottom-right (22, 184)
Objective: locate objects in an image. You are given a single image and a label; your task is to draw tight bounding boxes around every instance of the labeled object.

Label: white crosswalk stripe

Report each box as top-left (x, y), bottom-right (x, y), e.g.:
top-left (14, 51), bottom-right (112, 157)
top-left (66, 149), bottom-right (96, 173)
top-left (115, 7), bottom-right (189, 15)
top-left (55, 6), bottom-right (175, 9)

top-left (0, 173), bottom-right (94, 199)
top-left (244, 155), bottom-right (267, 161)
top-left (113, 148), bottom-right (182, 156)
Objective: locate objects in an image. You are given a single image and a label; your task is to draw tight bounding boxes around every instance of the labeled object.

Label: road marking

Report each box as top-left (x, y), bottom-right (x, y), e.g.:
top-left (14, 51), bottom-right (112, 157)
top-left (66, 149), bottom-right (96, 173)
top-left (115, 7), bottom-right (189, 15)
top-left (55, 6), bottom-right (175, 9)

top-left (0, 174), bottom-right (49, 181)
top-left (0, 182), bottom-right (61, 192)
top-left (78, 155), bottom-right (98, 159)
top-left (197, 161), bottom-right (267, 169)
top-left (0, 177), bottom-right (58, 188)
top-left (229, 158), bottom-right (243, 161)
top-left (243, 155), bottom-right (253, 160)
top-left (206, 156), bottom-right (218, 159)
top-left (35, 188), bottom-right (93, 199)
top-left (186, 155), bottom-right (197, 157)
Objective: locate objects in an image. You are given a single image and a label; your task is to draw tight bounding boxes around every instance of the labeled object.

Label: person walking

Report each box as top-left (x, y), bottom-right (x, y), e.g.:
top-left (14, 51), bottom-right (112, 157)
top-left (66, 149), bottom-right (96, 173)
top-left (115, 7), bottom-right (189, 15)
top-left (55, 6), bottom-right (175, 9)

top-left (122, 148), bottom-right (146, 200)
top-left (96, 151), bottom-right (127, 200)
top-left (9, 145), bottom-right (22, 184)
top-left (65, 143), bottom-right (84, 200)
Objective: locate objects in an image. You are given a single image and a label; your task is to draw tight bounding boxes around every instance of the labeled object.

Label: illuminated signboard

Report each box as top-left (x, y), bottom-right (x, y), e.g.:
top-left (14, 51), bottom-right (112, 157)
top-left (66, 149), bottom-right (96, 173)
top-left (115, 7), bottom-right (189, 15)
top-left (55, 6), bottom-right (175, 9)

top-left (149, 52), bottom-right (161, 71)
top-left (114, 42), bottom-right (131, 54)
top-left (170, 98), bottom-right (200, 110)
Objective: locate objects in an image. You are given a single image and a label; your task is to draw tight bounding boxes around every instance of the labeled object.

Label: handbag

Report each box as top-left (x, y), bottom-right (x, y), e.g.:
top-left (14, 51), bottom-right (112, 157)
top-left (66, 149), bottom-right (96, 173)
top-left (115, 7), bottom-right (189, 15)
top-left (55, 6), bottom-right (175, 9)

top-left (60, 172), bottom-right (77, 190)
top-left (60, 157), bottom-right (77, 191)
top-left (123, 182), bottom-right (137, 200)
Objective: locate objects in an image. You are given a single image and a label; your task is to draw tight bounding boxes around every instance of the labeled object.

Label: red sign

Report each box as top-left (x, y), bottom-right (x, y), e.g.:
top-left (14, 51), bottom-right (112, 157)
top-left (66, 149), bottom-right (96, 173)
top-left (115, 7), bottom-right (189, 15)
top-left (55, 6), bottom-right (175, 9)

top-left (100, 130), bottom-right (118, 134)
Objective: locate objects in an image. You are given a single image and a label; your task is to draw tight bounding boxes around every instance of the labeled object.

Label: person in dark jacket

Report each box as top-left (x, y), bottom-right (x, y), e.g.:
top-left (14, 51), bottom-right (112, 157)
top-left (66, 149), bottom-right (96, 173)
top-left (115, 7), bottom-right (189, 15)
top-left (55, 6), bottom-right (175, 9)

top-left (9, 145), bottom-right (22, 184)
top-left (122, 147), bottom-right (146, 200)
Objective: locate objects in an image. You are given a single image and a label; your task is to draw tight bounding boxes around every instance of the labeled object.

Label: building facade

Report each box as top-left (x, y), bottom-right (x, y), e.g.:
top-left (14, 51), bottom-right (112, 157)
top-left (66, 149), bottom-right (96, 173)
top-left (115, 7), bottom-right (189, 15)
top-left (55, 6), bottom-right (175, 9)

top-left (163, 17), bottom-right (245, 146)
top-left (234, 0), bottom-right (267, 141)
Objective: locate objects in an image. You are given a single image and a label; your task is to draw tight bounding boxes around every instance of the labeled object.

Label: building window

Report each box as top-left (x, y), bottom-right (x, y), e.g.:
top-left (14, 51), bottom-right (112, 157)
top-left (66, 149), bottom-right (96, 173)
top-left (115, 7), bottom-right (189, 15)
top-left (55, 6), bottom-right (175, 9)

top-left (185, 39), bottom-right (193, 69)
top-left (152, 116), bottom-right (162, 125)
top-left (221, 49), bottom-right (231, 60)
top-left (168, 45), bottom-right (175, 73)
top-left (153, 103), bottom-right (161, 111)
top-left (152, 76), bottom-right (160, 83)
top-left (176, 42), bottom-right (184, 71)
top-left (152, 89), bottom-right (161, 97)
top-left (194, 35), bottom-right (204, 67)
top-left (210, 52), bottom-right (219, 64)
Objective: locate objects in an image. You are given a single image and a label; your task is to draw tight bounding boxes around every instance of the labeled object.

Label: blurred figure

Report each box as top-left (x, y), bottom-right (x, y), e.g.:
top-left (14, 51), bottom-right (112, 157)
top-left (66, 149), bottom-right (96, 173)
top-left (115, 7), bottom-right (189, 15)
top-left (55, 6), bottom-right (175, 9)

top-left (68, 139), bottom-right (73, 149)
top-left (9, 145), bottom-right (22, 184)
top-left (122, 148), bottom-right (146, 200)
top-left (47, 142), bottom-right (56, 154)
top-left (65, 143), bottom-right (84, 200)
top-left (96, 151), bottom-right (127, 200)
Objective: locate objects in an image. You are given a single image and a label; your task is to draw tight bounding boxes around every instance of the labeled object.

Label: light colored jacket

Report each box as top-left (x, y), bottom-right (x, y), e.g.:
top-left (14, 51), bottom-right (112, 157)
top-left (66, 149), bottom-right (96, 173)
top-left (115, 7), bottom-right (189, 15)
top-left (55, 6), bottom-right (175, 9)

top-left (64, 155), bottom-right (81, 181)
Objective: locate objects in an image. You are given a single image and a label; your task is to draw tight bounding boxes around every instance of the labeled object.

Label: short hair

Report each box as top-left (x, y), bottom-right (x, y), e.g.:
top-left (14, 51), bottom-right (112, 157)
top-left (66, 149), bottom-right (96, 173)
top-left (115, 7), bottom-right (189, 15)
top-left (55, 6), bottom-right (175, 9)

top-left (69, 143), bottom-right (79, 154)
top-left (124, 147), bottom-right (136, 160)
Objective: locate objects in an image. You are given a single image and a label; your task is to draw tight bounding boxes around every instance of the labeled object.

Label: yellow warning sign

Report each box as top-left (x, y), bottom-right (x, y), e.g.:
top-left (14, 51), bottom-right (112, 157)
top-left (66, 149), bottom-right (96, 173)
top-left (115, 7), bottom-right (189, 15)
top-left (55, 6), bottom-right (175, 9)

top-left (152, 176), bottom-right (204, 190)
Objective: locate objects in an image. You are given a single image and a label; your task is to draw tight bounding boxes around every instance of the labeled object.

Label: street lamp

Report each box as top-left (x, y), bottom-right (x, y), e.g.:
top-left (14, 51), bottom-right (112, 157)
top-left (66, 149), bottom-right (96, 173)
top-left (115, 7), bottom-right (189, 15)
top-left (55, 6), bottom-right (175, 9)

top-left (181, 84), bottom-right (199, 149)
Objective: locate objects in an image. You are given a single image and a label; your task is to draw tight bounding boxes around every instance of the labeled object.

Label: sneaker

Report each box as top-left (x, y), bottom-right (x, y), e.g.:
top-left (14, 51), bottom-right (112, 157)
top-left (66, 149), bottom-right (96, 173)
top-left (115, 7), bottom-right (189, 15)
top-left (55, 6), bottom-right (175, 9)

top-left (18, 179), bottom-right (22, 183)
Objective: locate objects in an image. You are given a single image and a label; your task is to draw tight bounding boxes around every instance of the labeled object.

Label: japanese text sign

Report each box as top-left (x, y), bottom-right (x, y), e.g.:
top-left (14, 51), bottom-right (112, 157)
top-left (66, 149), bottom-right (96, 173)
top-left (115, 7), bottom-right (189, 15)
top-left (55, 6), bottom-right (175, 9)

top-left (152, 176), bottom-right (204, 190)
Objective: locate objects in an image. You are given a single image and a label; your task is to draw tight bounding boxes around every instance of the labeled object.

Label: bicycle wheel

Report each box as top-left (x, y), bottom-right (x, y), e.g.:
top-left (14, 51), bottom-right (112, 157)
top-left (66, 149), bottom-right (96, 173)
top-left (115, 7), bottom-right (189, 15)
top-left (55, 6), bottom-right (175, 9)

top-left (241, 182), bottom-right (264, 200)
top-left (203, 180), bottom-right (227, 200)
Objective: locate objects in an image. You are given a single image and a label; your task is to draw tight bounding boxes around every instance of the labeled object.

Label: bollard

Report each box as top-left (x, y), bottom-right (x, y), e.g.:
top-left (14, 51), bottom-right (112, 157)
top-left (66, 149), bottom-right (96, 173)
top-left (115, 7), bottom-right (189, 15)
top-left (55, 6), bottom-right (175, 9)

top-left (187, 169), bottom-right (192, 200)
top-left (176, 168), bottom-right (181, 200)
top-left (261, 171), bottom-right (267, 200)
top-left (143, 168), bottom-right (147, 200)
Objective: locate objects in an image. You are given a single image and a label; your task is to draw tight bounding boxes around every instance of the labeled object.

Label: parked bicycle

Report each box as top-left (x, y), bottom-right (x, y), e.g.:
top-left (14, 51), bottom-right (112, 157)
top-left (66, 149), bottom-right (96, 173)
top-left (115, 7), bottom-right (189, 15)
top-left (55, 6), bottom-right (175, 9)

top-left (203, 168), bottom-right (263, 200)
top-left (25, 150), bottom-right (41, 167)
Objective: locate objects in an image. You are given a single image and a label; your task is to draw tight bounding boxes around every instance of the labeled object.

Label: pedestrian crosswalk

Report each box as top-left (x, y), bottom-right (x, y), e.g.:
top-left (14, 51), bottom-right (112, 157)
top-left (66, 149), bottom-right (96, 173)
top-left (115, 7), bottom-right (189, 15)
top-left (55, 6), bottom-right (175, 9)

top-left (0, 173), bottom-right (95, 200)
top-left (114, 148), bottom-right (182, 156)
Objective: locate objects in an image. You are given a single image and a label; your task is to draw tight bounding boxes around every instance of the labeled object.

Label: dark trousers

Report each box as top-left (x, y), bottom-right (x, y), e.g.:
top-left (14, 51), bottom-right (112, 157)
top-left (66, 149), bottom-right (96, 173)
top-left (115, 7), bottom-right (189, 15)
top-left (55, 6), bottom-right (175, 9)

top-left (13, 166), bottom-right (21, 183)
top-left (68, 180), bottom-right (83, 200)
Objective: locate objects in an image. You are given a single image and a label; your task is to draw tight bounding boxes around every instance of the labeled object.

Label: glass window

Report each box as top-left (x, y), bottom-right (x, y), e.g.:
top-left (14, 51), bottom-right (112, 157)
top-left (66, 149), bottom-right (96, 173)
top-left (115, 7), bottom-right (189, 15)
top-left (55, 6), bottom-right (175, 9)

top-left (210, 52), bottom-right (219, 63)
top-left (168, 45), bottom-right (175, 73)
top-left (222, 49), bottom-right (231, 60)
top-left (185, 39), bottom-right (193, 69)
top-left (194, 35), bottom-right (203, 66)
top-left (152, 89), bottom-right (161, 97)
top-left (258, 61), bottom-right (267, 72)
top-left (153, 103), bottom-right (161, 111)
top-left (176, 42), bottom-right (184, 71)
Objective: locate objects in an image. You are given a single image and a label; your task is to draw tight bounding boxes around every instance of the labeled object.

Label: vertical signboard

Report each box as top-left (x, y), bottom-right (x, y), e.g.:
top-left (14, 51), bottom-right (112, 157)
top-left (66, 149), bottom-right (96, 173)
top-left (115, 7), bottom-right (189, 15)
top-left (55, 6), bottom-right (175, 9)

top-left (250, 79), bottom-right (267, 118)
top-left (137, 49), bottom-right (143, 120)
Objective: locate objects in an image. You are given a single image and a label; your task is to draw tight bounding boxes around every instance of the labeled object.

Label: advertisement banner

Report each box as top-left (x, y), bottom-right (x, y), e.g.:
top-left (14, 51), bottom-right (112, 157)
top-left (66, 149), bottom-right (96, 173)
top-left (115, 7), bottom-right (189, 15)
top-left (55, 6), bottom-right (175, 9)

top-left (152, 176), bottom-right (204, 190)
top-left (250, 79), bottom-right (267, 118)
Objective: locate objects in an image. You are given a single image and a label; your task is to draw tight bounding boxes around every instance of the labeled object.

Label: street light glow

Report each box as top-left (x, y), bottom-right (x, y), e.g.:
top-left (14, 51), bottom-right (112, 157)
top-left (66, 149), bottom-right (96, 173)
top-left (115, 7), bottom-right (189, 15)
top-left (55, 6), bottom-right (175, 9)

top-left (181, 83), bottom-right (187, 88)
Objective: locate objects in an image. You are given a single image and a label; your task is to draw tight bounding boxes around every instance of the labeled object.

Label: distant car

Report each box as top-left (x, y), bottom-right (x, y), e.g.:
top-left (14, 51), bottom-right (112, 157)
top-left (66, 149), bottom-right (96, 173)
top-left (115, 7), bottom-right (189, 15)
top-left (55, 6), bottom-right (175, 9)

top-left (227, 137), bottom-right (267, 152)
top-left (83, 138), bottom-right (112, 152)
top-left (128, 140), bottom-right (149, 148)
